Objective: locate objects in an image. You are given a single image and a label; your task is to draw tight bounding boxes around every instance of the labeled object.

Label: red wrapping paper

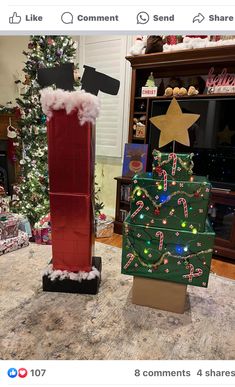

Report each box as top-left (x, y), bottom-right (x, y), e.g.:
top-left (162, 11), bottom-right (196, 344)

top-left (47, 110), bottom-right (95, 194)
top-left (50, 193), bottom-right (94, 271)
top-left (47, 110), bottom-right (95, 272)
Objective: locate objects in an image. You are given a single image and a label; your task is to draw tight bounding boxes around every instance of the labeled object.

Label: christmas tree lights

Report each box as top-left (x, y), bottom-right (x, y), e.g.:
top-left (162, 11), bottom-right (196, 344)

top-left (122, 99), bottom-right (215, 288)
top-left (11, 36), bottom-right (78, 225)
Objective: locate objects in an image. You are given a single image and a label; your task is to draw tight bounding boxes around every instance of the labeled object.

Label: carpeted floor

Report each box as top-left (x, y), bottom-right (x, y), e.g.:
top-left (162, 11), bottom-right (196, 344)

top-left (0, 242), bottom-right (234, 360)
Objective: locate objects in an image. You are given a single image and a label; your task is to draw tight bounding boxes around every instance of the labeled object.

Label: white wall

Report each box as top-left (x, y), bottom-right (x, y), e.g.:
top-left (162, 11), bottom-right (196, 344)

top-left (0, 36), bottom-right (29, 105)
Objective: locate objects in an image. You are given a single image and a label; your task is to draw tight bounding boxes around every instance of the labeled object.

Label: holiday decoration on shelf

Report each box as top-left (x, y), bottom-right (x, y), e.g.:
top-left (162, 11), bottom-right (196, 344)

top-left (163, 35), bottom-right (235, 53)
top-left (165, 35), bottom-right (183, 45)
top-left (164, 86), bottom-right (199, 97)
top-left (145, 72), bottom-right (156, 87)
top-left (122, 98), bottom-right (215, 290)
top-left (217, 125), bottom-right (235, 145)
top-left (206, 67), bottom-right (235, 94)
top-left (141, 72), bottom-right (158, 97)
top-left (11, 36), bottom-right (78, 226)
top-left (129, 36), bottom-right (147, 56)
top-left (145, 36), bottom-right (164, 54)
top-left (122, 144), bottom-right (148, 177)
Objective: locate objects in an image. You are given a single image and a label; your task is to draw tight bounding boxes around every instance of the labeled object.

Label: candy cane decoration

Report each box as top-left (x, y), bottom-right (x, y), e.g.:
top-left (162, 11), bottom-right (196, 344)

top-left (131, 200), bottom-right (144, 218)
top-left (124, 253), bottom-right (135, 269)
top-left (183, 263), bottom-right (203, 282)
top-left (155, 231), bottom-right (164, 251)
top-left (169, 153), bottom-right (177, 176)
top-left (156, 167), bottom-right (168, 191)
top-left (178, 197), bottom-right (188, 218)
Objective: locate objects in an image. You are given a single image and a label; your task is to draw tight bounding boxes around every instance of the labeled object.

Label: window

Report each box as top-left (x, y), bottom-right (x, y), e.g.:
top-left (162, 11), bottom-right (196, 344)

top-left (79, 35), bottom-right (132, 157)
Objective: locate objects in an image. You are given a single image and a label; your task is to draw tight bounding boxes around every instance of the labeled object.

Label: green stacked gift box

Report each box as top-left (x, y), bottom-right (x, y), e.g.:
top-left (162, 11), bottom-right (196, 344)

top-left (152, 150), bottom-right (194, 181)
top-left (122, 151), bottom-right (215, 288)
top-left (122, 215), bottom-right (214, 287)
top-left (130, 174), bottom-right (211, 232)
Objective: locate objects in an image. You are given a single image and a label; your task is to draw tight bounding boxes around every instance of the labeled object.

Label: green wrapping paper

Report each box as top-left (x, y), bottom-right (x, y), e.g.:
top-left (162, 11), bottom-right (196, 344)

top-left (122, 215), bottom-right (215, 287)
top-left (152, 150), bottom-right (194, 181)
top-left (131, 173), bottom-right (211, 232)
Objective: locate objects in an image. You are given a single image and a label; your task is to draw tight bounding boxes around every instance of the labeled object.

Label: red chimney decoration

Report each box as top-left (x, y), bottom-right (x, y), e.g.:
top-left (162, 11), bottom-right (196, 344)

top-left (40, 88), bottom-right (102, 294)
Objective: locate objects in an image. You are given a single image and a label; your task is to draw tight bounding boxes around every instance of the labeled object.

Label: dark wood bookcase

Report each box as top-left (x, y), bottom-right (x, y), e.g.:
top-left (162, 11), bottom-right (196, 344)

top-left (114, 46), bottom-right (235, 260)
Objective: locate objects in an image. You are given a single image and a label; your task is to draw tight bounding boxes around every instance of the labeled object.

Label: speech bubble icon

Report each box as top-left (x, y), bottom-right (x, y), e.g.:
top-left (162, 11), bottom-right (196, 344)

top-left (137, 11), bottom-right (150, 24)
top-left (61, 12), bottom-right (73, 24)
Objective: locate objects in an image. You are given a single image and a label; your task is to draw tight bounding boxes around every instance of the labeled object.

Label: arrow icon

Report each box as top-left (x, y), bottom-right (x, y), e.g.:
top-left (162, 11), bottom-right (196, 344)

top-left (193, 13), bottom-right (205, 23)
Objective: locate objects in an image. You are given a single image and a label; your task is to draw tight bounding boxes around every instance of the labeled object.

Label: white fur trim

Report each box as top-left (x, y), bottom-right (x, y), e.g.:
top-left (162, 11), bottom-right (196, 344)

top-left (40, 88), bottom-right (100, 125)
top-left (43, 264), bottom-right (100, 282)
top-left (163, 37), bottom-right (235, 53)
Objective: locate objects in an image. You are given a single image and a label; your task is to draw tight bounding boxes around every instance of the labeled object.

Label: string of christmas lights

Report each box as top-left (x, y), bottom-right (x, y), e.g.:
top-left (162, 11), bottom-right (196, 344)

top-left (152, 150), bottom-right (194, 175)
top-left (125, 233), bottom-right (212, 271)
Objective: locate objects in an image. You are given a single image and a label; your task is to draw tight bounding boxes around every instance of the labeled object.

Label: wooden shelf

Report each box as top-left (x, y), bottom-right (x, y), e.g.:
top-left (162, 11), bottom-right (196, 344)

top-left (126, 45), bottom-right (235, 70)
top-left (132, 136), bottom-right (145, 140)
top-left (117, 46), bottom-right (235, 260)
top-left (135, 93), bottom-right (235, 100)
top-left (120, 200), bottom-right (130, 205)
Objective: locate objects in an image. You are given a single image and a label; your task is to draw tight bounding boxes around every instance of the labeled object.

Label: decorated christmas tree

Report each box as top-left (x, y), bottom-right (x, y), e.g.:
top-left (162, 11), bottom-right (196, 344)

top-left (145, 72), bottom-right (156, 87)
top-left (122, 98), bottom-right (215, 288)
top-left (11, 36), bottom-right (77, 225)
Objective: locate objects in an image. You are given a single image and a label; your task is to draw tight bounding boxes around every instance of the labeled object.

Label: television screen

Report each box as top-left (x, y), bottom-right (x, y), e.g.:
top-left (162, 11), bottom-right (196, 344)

top-left (150, 98), bottom-right (235, 190)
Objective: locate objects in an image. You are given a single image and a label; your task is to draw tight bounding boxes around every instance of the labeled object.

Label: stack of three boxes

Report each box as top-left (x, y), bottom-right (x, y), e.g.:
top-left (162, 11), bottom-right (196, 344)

top-left (122, 151), bottom-right (215, 313)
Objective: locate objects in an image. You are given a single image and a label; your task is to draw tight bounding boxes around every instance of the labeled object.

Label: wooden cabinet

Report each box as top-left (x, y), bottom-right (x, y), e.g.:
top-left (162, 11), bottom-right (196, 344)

top-left (114, 176), bottom-right (132, 234)
top-left (114, 46), bottom-right (235, 260)
top-left (209, 189), bottom-right (235, 260)
top-left (126, 46), bottom-right (235, 145)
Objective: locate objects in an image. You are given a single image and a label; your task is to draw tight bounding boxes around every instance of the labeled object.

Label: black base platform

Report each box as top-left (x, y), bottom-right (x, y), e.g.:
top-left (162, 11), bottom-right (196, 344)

top-left (42, 256), bottom-right (102, 295)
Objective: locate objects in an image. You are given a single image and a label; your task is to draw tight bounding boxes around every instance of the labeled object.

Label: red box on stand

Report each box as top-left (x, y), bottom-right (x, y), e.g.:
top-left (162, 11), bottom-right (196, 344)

top-left (47, 109), bottom-right (95, 194)
top-left (40, 89), bottom-right (102, 294)
top-left (49, 192), bottom-right (94, 272)
top-left (47, 110), bottom-right (95, 272)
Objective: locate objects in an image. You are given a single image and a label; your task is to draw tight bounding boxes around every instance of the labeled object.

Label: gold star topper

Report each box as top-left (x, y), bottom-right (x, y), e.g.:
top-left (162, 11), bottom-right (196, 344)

top-left (150, 98), bottom-right (200, 148)
top-left (217, 125), bottom-right (235, 145)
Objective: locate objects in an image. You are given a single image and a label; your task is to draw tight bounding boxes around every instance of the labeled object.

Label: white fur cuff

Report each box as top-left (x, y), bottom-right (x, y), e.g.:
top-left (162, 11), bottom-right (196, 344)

top-left (40, 88), bottom-right (100, 125)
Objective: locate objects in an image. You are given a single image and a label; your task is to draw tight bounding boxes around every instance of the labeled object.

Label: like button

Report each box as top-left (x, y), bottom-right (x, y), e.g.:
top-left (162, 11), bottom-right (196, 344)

top-left (9, 12), bottom-right (22, 24)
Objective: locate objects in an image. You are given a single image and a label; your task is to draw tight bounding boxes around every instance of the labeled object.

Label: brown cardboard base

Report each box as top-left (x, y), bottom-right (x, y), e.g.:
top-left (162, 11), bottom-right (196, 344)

top-left (132, 276), bottom-right (187, 314)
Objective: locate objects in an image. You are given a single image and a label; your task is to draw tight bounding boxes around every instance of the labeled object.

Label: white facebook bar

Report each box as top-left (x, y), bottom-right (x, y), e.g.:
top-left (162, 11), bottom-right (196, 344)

top-left (0, 360), bottom-right (235, 385)
top-left (1, 5), bottom-right (235, 33)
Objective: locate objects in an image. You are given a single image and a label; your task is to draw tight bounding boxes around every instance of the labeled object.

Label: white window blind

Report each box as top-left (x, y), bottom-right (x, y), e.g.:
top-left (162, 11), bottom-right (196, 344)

top-left (79, 36), bottom-right (131, 157)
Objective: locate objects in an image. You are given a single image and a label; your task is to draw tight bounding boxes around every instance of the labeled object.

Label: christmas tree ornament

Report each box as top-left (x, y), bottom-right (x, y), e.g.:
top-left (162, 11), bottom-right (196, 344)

top-left (145, 72), bottom-right (156, 87)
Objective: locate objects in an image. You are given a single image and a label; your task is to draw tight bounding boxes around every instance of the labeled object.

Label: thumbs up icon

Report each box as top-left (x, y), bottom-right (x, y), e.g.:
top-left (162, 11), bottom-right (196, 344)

top-left (9, 12), bottom-right (22, 24)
